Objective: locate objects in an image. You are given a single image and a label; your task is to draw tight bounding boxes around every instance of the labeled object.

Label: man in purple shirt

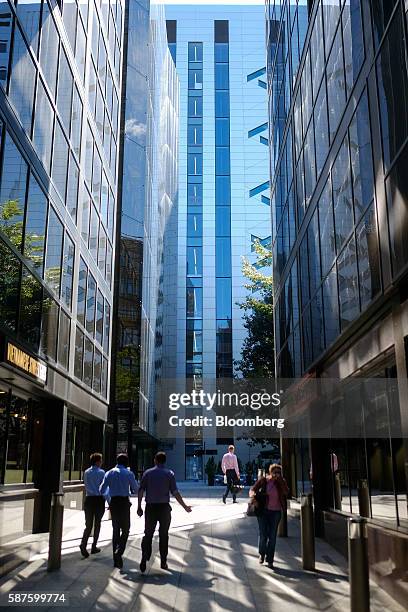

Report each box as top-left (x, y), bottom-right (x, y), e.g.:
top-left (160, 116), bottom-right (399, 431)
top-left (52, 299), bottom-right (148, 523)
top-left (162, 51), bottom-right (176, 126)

top-left (137, 451), bottom-right (191, 572)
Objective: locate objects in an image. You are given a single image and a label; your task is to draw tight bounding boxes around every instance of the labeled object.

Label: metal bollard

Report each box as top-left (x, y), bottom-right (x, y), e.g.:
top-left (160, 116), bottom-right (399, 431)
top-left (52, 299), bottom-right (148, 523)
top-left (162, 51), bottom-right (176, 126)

top-left (358, 479), bottom-right (370, 518)
top-left (278, 502), bottom-right (288, 537)
top-left (334, 473), bottom-right (342, 510)
top-left (300, 494), bottom-right (315, 570)
top-left (47, 492), bottom-right (64, 572)
top-left (348, 517), bottom-right (370, 612)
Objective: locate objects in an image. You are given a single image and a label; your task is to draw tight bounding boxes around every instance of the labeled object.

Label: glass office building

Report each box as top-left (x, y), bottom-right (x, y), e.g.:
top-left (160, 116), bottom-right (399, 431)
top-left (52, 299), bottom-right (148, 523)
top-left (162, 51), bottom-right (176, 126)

top-left (109, 0), bottom-right (178, 477)
top-left (267, 0), bottom-right (408, 602)
top-left (165, 1), bottom-right (271, 479)
top-left (0, 0), bottom-right (124, 573)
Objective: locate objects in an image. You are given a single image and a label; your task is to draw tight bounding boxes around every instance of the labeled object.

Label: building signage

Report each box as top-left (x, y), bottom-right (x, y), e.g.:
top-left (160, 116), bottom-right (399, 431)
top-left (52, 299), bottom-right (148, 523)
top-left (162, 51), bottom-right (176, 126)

top-left (6, 342), bottom-right (47, 384)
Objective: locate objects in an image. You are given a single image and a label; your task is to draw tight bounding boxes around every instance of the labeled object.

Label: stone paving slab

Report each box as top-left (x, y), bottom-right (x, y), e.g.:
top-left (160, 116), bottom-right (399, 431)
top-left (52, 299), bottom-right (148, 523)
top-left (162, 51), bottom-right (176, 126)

top-left (0, 485), bottom-right (404, 611)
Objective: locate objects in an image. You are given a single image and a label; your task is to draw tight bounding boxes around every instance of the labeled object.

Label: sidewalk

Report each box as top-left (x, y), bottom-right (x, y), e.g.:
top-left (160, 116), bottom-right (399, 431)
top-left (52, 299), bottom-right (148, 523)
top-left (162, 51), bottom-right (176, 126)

top-left (0, 484), bottom-right (404, 611)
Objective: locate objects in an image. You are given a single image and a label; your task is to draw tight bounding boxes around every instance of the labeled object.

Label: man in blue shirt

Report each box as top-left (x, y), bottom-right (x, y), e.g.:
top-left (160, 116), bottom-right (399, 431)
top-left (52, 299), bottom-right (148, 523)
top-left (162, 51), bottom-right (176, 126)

top-left (100, 453), bottom-right (138, 568)
top-left (80, 453), bottom-right (105, 558)
top-left (137, 451), bottom-right (191, 572)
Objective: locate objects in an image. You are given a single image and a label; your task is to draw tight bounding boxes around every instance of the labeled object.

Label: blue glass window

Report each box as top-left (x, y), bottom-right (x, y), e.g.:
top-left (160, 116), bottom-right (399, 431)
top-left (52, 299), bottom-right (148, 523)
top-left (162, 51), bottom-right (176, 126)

top-left (215, 91), bottom-right (229, 117)
top-left (349, 92), bottom-right (374, 222)
top-left (215, 64), bottom-right (229, 89)
top-left (0, 133), bottom-right (28, 250)
top-left (186, 287), bottom-right (203, 318)
top-left (24, 174), bottom-right (48, 274)
top-left (44, 206), bottom-right (63, 296)
top-left (215, 43), bottom-right (228, 62)
top-left (216, 278), bottom-right (231, 319)
top-left (188, 68), bottom-right (203, 89)
top-left (188, 125), bottom-right (203, 146)
top-left (216, 207), bottom-right (230, 236)
top-left (215, 147), bottom-right (230, 175)
top-left (188, 42), bottom-right (203, 62)
top-left (216, 176), bottom-right (230, 206)
top-left (188, 182), bottom-right (203, 207)
top-left (216, 118), bottom-right (229, 146)
top-left (188, 95), bottom-right (203, 117)
top-left (187, 246), bottom-right (202, 276)
top-left (342, 0), bottom-right (364, 96)
top-left (216, 238), bottom-right (231, 276)
top-left (187, 213), bottom-right (202, 245)
top-left (188, 153), bottom-right (203, 176)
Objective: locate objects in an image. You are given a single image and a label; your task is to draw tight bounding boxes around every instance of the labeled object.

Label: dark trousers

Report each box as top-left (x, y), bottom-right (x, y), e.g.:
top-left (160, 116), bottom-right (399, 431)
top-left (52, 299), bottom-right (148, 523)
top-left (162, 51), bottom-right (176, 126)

top-left (257, 509), bottom-right (281, 563)
top-left (81, 496), bottom-right (105, 549)
top-left (224, 469), bottom-right (239, 501)
top-left (141, 503), bottom-right (172, 562)
top-left (110, 496), bottom-right (131, 557)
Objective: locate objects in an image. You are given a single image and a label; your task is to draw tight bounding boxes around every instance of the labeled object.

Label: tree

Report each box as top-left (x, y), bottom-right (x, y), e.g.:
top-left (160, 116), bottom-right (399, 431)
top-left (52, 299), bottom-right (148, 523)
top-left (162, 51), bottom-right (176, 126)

top-left (234, 240), bottom-right (274, 378)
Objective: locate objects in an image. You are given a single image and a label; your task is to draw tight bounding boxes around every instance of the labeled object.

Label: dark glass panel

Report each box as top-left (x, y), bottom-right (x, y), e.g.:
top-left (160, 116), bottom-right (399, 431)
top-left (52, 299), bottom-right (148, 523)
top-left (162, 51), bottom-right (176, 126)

top-left (40, 292), bottom-right (58, 361)
top-left (0, 238), bottom-right (20, 330)
top-left (9, 25), bottom-right (36, 134)
top-left (349, 91), bottom-right (374, 222)
top-left (376, 7), bottom-right (408, 170)
top-left (61, 233), bottom-right (75, 309)
top-left (0, 133), bottom-right (28, 250)
top-left (216, 277), bottom-right (231, 319)
top-left (44, 206), bottom-right (63, 295)
top-left (19, 267), bottom-right (42, 348)
top-left (318, 179), bottom-right (336, 277)
top-left (356, 203), bottom-right (381, 308)
top-left (186, 287), bottom-right (202, 318)
top-left (338, 235), bottom-right (359, 329)
top-left (57, 309), bottom-right (70, 369)
top-left (24, 173), bottom-right (47, 274)
top-left (86, 273), bottom-right (96, 336)
top-left (332, 137), bottom-right (353, 251)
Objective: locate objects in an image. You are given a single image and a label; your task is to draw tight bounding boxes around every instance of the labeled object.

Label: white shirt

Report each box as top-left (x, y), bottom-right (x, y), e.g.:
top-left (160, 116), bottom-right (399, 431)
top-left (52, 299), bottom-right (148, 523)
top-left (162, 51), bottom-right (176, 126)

top-left (222, 452), bottom-right (239, 476)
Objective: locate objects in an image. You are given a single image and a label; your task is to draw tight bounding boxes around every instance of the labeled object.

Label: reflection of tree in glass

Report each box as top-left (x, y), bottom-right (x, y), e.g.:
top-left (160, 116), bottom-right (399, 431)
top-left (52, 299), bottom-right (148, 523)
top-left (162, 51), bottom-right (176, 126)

top-left (235, 240), bottom-right (274, 378)
top-left (0, 199), bottom-right (24, 249)
top-left (115, 346), bottom-right (140, 404)
top-left (0, 238), bottom-right (20, 331)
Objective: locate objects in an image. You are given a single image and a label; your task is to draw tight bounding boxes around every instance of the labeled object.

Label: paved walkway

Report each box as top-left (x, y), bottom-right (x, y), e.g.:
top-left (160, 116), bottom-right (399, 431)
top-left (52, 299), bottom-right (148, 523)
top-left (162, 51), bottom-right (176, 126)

top-left (0, 484), bottom-right (404, 611)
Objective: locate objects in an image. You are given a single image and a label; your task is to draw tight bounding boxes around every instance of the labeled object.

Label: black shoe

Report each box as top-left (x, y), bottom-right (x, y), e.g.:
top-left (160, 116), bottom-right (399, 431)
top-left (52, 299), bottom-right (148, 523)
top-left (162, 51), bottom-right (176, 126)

top-left (161, 561), bottom-right (169, 570)
top-left (91, 547), bottom-right (101, 554)
top-left (267, 562), bottom-right (274, 569)
top-left (113, 554), bottom-right (123, 569)
top-left (79, 545), bottom-right (89, 558)
top-left (233, 499), bottom-right (237, 503)
top-left (259, 555), bottom-right (265, 564)
top-left (140, 557), bottom-right (147, 573)
top-left (222, 496), bottom-right (226, 504)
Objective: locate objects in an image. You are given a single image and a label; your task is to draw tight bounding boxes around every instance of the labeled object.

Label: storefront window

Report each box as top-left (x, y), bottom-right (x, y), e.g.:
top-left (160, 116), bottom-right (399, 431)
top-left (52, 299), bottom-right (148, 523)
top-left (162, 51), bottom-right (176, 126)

top-left (5, 396), bottom-right (29, 484)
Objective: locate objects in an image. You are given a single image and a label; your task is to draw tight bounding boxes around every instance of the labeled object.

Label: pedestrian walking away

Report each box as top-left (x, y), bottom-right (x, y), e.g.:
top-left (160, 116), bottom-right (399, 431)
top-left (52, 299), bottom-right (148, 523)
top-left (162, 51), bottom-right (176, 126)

top-left (79, 453), bottom-right (106, 558)
top-left (99, 454), bottom-right (138, 569)
top-left (137, 451), bottom-right (192, 573)
top-left (221, 444), bottom-right (240, 504)
top-left (250, 463), bottom-right (289, 569)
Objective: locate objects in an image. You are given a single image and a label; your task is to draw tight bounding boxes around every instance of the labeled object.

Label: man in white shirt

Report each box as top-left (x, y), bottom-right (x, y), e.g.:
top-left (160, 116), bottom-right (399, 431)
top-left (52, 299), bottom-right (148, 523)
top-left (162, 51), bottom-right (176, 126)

top-left (221, 445), bottom-right (240, 504)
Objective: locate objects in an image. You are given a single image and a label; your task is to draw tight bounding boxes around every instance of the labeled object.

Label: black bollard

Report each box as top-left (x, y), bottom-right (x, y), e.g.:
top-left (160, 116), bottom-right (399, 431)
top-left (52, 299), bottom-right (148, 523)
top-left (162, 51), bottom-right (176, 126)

top-left (348, 517), bottom-right (370, 612)
top-left (300, 493), bottom-right (315, 570)
top-left (278, 502), bottom-right (288, 537)
top-left (358, 479), bottom-right (370, 518)
top-left (334, 473), bottom-right (342, 510)
top-left (47, 492), bottom-right (64, 572)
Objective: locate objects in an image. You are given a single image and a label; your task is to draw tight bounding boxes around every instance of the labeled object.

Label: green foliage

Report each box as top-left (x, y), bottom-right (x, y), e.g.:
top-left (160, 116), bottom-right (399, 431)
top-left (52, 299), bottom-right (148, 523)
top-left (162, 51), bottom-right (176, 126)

top-left (235, 240), bottom-right (274, 378)
top-left (115, 346), bottom-right (140, 404)
top-left (205, 456), bottom-right (217, 476)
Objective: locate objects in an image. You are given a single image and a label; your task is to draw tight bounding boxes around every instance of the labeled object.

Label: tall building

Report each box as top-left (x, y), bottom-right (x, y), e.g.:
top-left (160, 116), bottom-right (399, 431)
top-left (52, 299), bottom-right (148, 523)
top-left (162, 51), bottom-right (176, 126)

top-left (109, 0), bottom-right (178, 476)
top-left (164, 0), bottom-right (272, 479)
top-left (0, 0), bottom-right (124, 573)
top-left (267, 0), bottom-right (408, 602)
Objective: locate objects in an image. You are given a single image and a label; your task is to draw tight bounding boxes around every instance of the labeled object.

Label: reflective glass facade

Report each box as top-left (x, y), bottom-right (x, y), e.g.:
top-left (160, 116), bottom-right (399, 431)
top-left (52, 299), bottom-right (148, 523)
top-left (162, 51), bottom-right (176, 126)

top-left (0, 0), bottom-right (123, 420)
top-left (165, 1), bottom-right (271, 478)
top-left (267, 0), bottom-right (408, 550)
top-left (109, 0), bottom-right (178, 473)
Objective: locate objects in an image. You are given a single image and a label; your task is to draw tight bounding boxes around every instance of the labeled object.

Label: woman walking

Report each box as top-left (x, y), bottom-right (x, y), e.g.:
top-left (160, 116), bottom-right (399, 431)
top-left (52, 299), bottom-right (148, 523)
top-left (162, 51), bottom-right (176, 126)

top-left (250, 463), bottom-right (289, 569)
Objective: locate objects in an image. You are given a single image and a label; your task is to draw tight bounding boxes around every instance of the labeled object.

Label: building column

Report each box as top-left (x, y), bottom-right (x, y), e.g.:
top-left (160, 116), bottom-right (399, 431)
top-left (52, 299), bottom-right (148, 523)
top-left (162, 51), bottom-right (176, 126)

top-left (33, 401), bottom-right (67, 533)
top-left (310, 438), bottom-right (333, 537)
